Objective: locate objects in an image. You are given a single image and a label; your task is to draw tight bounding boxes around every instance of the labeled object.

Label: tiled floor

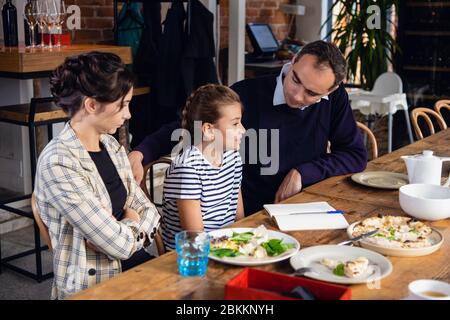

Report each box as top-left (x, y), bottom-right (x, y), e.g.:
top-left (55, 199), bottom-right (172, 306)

top-left (0, 225), bottom-right (53, 300)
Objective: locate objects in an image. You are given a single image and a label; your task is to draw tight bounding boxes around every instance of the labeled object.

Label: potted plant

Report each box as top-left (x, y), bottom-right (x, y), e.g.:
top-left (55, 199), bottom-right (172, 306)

top-left (323, 0), bottom-right (400, 90)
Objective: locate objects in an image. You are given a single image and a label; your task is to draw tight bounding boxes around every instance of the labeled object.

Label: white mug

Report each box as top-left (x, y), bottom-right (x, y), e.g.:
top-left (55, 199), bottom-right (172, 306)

top-left (407, 279), bottom-right (450, 300)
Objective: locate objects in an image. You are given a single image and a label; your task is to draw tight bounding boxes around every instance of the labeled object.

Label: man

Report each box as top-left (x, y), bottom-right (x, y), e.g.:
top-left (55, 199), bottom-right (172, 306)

top-left (128, 40), bottom-right (367, 215)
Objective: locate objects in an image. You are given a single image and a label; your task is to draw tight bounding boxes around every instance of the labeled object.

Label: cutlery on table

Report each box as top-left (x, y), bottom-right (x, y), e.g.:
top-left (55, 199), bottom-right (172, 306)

top-left (287, 210), bottom-right (345, 215)
top-left (337, 229), bottom-right (379, 246)
top-left (289, 267), bottom-right (314, 277)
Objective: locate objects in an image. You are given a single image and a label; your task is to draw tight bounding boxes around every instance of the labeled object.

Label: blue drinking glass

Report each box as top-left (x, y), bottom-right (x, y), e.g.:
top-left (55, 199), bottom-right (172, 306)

top-left (175, 230), bottom-right (210, 277)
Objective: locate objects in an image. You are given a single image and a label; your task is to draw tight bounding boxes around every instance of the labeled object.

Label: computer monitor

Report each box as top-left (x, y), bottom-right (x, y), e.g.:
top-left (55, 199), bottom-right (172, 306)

top-left (246, 23), bottom-right (280, 57)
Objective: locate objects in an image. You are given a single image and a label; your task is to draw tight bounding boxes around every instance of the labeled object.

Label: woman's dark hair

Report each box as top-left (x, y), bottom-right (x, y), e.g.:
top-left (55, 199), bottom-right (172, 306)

top-left (294, 40), bottom-right (347, 89)
top-left (50, 51), bottom-right (135, 117)
top-left (181, 84), bottom-right (242, 143)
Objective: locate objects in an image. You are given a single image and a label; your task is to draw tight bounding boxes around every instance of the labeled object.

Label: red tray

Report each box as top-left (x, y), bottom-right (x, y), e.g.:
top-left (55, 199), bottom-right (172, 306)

top-left (225, 268), bottom-right (352, 300)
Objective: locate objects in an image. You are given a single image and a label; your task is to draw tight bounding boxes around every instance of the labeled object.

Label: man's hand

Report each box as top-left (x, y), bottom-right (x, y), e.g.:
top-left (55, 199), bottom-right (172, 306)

top-left (274, 169), bottom-right (303, 203)
top-left (123, 208), bottom-right (141, 223)
top-left (128, 151), bottom-right (144, 184)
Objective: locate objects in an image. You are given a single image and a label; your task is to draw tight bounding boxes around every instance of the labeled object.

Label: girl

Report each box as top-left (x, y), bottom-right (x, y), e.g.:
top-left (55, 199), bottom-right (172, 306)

top-left (161, 84), bottom-right (246, 250)
top-left (34, 52), bottom-right (160, 299)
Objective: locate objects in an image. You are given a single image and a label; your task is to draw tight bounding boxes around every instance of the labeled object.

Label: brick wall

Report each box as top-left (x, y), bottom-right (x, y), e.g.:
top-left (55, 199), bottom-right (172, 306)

top-left (65, 0), bottom-right (114, 44)
top-left (66, 0), bottom-right (291, 48)
top-left (219, 0), bottom-right (291, 49)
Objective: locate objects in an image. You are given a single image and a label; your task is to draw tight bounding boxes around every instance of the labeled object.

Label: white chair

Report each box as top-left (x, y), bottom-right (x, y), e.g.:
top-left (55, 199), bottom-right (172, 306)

top-left (348, 72), bottom-right (414, 153)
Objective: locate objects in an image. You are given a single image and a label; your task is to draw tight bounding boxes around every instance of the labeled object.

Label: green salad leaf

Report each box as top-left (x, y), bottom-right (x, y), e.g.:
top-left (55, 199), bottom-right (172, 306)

top-left (261, 239), bottom-right (295, 256)
top-left (210, 248), bottom-right (242, 258)
top-left (230, 232), bottom-right (254, 243)
top-left (333, 263), bottom-right (346, 276)
top-left (389, 227), bottom-right (396, 236)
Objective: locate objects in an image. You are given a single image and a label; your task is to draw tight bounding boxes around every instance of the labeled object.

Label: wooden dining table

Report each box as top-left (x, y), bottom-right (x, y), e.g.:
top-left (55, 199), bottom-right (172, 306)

top-left (70, 129), bottom-right (450, 300)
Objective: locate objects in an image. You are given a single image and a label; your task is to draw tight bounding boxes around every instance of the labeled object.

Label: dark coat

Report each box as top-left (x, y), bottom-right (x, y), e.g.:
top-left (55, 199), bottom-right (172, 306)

top-left (182, 0), bottom-right (218, 96)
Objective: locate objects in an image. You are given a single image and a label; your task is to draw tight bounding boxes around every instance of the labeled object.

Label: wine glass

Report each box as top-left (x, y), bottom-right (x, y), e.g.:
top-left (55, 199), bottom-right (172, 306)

top-left (45, 0), bottom-right (58, 48)
top-left (35, 0), bottom-right (48, 48)
top-left (54, 0), bottom-right (67, 47)
top-left (23, 0), bottom-right (38, 48)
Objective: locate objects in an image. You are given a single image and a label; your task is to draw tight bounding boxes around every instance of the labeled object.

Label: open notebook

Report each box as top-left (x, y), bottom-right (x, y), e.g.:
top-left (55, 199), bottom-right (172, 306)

top-left (263, 202), bottom-right (349, 231)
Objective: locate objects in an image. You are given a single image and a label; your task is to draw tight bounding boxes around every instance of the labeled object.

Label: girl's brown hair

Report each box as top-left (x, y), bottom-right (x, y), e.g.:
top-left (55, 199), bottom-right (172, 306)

top-left (181, 84), bottom-right (242, 143)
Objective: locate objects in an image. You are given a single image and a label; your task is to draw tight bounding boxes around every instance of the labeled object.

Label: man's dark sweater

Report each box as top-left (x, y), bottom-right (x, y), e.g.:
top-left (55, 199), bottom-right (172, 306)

top-left (135, 75), bottom-right (367, 215)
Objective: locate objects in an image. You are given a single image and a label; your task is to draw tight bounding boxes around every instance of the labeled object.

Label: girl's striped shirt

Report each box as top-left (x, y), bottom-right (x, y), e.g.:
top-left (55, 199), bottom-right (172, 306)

top-left (161, 145), bottom-right (243, 250)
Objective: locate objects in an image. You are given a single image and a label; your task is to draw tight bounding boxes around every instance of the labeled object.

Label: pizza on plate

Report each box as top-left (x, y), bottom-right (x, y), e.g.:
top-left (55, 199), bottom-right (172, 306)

top-left (351, 215), bottom-right (433, 249)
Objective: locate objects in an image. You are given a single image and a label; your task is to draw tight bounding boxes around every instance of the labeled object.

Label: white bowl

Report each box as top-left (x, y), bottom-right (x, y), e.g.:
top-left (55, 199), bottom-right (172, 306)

top-left (399, 184), bottom-right (450, 221)
top-left (408, 279), bottom-right (450, 300)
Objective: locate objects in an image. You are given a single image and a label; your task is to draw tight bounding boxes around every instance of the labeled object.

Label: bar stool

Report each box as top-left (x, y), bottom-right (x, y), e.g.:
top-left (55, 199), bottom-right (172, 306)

top-left (0, 97), bottom-right (68, 282)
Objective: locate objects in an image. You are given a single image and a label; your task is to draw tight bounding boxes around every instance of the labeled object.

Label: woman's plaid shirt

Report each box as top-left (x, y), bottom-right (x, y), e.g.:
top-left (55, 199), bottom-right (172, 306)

top-left (34, 123), bottom-right (161, 299)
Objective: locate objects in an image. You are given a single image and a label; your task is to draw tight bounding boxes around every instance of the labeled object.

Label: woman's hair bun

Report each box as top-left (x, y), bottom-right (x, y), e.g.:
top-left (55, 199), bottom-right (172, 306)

top-left (50, 51), bottom-right (135, 117)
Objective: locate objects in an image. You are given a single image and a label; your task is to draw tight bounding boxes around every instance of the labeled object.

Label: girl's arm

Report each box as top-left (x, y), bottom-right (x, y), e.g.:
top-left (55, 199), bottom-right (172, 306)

top-left (177, 199), bottom-right (204, 230)
top-left (236, 189), bottom-right (245, 221)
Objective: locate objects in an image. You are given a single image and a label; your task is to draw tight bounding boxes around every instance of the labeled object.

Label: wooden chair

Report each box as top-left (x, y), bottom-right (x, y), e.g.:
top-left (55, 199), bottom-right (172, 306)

top-left (411, 107), bottom-right (447, 140)
top-left (434, 100), bottom-right (450, 126)
top-left (328, 122), bottom-right (378, 159)
top-left (141, 158), bottom-right (173, 205)
top-left (31, 193), bottom-right (53, 254)
top-left (141, 158), bottom-right (173, 256)
top-left (357, 121), bottom-right (378, 159)
top-left (0, 98), bottom-right (66, 280)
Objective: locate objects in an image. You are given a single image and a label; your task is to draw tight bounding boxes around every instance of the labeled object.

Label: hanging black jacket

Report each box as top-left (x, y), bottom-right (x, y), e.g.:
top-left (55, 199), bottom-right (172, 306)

top-left (129, 0), bottom-right (162, 148)
top-left (155, 1), bottom-right (186, 112)
top-left (154, 0), bottom-right (218, 128)
top-left (133, 0), bottom-right (162, 86)
top-left (133, 0), bottom-right (219, 138)
top-left (182, 0), bottom-right (218, 96)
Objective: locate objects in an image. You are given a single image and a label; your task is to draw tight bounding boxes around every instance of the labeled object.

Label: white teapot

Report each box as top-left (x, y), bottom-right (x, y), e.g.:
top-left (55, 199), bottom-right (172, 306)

top-left (401, 150), bottom-right (450, 186)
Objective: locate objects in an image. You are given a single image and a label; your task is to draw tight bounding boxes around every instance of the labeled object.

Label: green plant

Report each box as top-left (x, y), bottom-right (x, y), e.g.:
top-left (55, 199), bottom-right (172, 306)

top-left (323, 0), bottom-right (400, 90)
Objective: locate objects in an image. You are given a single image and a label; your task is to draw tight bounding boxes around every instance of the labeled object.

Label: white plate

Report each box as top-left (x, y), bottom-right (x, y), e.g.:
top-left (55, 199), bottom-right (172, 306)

top-left (290, 245), bottom-right (393, 285)
top-left (347, 222), bottom-right (444, 257)
top-left (351, 171), bottom-right (409, 190)
top-left (208, 228), bottom-right (300, 266)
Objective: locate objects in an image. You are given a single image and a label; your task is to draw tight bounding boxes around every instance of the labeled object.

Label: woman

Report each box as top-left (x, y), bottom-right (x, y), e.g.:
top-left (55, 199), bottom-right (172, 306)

top-left (34, 52), bottom-right (160, 299)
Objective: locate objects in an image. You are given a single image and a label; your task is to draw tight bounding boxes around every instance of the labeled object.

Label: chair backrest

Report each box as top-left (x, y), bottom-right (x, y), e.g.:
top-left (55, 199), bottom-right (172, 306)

top-left (434, 100), bottom-right (450, 125)
top-left (31, 193), bottom-right (53, 253)
top-left (327, 122), bottom-right (378, 159)
top-left (372, 72), bottom-right (403, 95)
top-left (141, 158), bottom-right (172, 205)
top-left (141, 158), bottom-right (172, 256)
top-left (356, 121), bottom-right (378, 159)
top-left (411, 107), bottom-right (448, 140)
